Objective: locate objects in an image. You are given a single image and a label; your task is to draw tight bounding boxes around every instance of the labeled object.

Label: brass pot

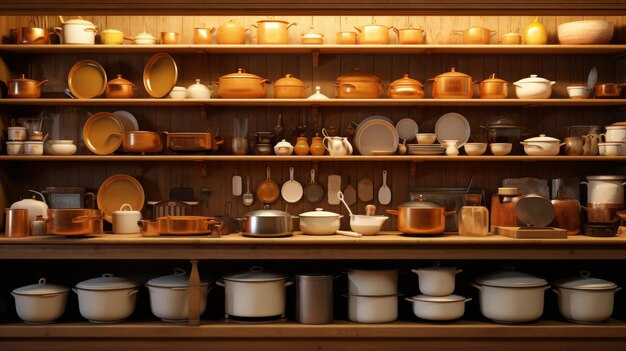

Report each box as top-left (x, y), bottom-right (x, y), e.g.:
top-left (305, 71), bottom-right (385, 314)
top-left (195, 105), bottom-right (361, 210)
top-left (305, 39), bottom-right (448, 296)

top-left (47, 209), bottom-right (103, 236)
top-left (500, 32), bottom-right (522, 45)
top-left (337, 31), bottom-right (357, 44)
top-left (216, 18), bottom-right (247, 44)
top-left (453, 26), bottom-right (497, 44)
top-left (354, 24), bottom-right (390, 44)
top-left (160, 32), bottom-right (179, 44)
top-left (386, 196), bottom-right (455, 235)
top-left (194, 24), bottom-right (216, 44)
top-left (595, 83), bottom-right (625, 98)
top-left (336, 69), bottom-right (383, 98)
top-left (12, 27), bottom-right (51, 44)
top-left (392, 26), bottom-right (425, 44)
top-left (5, 74), bottom-right (49, 98)
top-left (387, 74), bottom-right (425, 99)
top-left (100, 29), bottom-right (124, 45)
top-left (119, 131), bottom-right (163, 154)
top-left (217, 68), bottom-right (269, 98)
top-left (163, 132), bottom-right (224, 152)
top-left (479, 73), bottom-right (508, 99)
top-left (156, 216), bottom-right (219, 235)
top-left (251, 19), bottom-right (297, 44)
top-left (274, 74), bottom-right (306, 98)
top-left (429, 68), bottom-right (474, 99)
top-left (105, 74), bottom-right (135, 98)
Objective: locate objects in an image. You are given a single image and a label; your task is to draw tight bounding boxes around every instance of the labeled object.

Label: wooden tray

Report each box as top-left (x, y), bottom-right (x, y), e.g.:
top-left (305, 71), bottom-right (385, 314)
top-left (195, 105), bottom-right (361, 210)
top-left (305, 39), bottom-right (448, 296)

top-left (496, 226), bottom-right (567, 239)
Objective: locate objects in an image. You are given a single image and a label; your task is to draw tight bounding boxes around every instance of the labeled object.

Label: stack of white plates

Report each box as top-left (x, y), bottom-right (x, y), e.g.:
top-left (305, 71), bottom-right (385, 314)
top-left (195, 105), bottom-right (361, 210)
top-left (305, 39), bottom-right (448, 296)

top-left (407, 144), bottom-right (445, 155)
top-left (354, 115), bottom-right (399, 156)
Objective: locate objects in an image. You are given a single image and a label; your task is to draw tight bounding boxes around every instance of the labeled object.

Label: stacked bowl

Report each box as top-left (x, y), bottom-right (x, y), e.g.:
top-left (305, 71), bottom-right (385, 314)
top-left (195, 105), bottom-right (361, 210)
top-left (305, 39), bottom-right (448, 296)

top-left (346, 269), bottom-right (398, 323)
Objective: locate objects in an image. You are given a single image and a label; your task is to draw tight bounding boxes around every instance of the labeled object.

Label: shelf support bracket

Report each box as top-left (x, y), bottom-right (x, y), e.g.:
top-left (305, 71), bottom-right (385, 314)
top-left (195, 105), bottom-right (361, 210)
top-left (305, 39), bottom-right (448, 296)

top-left (312, 49), bottom-right (320, 68)
top-left (187, 259), bottom-right (201, 326)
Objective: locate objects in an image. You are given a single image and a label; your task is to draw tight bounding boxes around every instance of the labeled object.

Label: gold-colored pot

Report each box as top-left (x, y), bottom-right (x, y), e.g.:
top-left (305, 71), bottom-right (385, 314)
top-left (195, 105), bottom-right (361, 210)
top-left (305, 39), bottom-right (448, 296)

top-left (217, 68), bottom-right (269, 98)
top-left (454, 26), bottom-right (497, 44)
top-left (156, 216), bottom-right (218, 235)
top-left (336, 69), bottom-right (383, 98)
top-left (120, 131), bottom-right (163, 154)
top-left (392, 27), bottom-right (425, 44)
top-left (193, 24), bottom-right (216, 44)
top-left (595, 83), bottom-right (625, 98)
top-left (105, 74), bottom-right (135, 98)
top-left (500, 32), bottom-right (522, 45)
top-left (216, 18), bottom-right (247, 44)
top-left (429, 68), bottom-right (474, 99)
top-left (251, 19), bottom-right (297, 44)
top-left (337, 31), bottom-right (357, 44)
top-left (387, 74), bottom-right (425, 99)
top-left (386, 197), bottom-right (455, 235)
top-left (274, 74), bottom-right (306, 98)
top-left (160, 32), bottom-right (179, 44)
top-left (12, 27), bottom-right (51, 44)
top-left (355, 24), bottom-right (390, 44)
top-left (100, 29), bottom-right (124, 45)
top-left (47, 209), bottom-right (103, 236)
top-left (6, 74), bottom-right (49, 98)
top-left (479, 73), bottom-right (509, 99)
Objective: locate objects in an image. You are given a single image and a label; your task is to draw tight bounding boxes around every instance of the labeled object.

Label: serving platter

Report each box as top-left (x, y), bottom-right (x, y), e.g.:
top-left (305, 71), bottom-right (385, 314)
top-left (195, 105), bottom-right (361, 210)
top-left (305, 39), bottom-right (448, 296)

top-left (97, 174), bottom-right (145, 223)
top-left (68, 60), bottom-right (107, 99)
top-left (435, 112), bottom-right (471, 147)
top-left (143, 53), bottom-right (178, 98)
top-left (83, 112), bottom-right (124, 155)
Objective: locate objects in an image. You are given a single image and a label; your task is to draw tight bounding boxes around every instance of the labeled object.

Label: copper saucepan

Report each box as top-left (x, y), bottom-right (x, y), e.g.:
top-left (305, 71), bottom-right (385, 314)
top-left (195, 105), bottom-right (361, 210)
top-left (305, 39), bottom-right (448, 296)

top-left (105, 74), bottom-right (136, 98)
top-left (12, 27), bottom-right (52, 44)
top-left (112, 131), bottom-right (163, 154)
top-left (386, 196), bottom-right (455, 234)
top-left (163, 131), bottom-right (224, 152)
top-left (47, 209), bottom-right (103, 235)
top-left (479, 73), bottom-right (509, 99)
top-left (5, 74), bottom-right (49, 98)
top-left (429, 68), bottom-right (474, 99)
top-left (156, 216), bottom-right (220, 235)
top-left (594, 83), bottom-right (625, 98)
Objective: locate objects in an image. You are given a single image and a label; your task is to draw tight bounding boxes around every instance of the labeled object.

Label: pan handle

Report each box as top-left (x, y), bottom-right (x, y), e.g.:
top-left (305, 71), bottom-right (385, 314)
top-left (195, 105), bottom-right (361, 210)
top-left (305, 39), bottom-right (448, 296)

top-left (386, 209), bottom-right (399, 216)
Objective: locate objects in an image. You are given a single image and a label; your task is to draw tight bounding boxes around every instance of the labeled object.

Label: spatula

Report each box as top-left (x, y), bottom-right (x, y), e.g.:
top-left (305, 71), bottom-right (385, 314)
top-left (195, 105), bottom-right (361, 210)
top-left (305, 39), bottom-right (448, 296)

top-left (358, 177), bottom-right (373, 202)
top-left (378, 170), bottom-right (391, 205)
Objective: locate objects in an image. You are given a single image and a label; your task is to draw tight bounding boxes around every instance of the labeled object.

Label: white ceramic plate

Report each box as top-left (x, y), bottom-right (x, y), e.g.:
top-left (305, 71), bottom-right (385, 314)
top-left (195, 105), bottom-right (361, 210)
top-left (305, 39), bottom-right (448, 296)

top-left (355, 119), bottom-right (399, 155)
top-left (396, 118), bottom-right (419, 141)
top-left (435, 112), bottom-right (471, 147)
top-left (112, 111), bottom-right (139, 131)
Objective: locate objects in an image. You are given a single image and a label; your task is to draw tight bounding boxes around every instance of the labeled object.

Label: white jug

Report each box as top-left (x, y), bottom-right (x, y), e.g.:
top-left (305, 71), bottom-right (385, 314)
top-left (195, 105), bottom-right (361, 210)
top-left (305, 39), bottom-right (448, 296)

top-left (581, 175), bottom-right (626, 204)
top-left (322, 129), bottom-right (353, 156)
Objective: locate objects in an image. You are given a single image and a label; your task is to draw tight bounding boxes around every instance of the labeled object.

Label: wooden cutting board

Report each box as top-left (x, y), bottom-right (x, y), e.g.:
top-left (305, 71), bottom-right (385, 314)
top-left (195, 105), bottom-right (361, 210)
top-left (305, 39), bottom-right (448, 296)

top-left (496, 226), bottom-right (567, 239)
top-left (327, 174), bottom-right (342, 205)
top-left (343, 177), bottom-right (357, 206)
top-left (358, 177), bottom-right (373, 202)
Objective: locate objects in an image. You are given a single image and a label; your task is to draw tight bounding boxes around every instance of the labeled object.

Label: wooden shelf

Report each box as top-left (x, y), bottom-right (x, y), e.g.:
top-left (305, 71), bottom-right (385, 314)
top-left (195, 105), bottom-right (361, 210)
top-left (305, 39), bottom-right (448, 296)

top-left (1, 98), bottom-right (625, 107)
top-left (1, 44), bottom-right (626, 55)
top-left (1, 320), bottom-right (624, 351)
top-left (1, 155), bottom-right (624, 162)
top-left (1, 233), bottom-right (625, 260)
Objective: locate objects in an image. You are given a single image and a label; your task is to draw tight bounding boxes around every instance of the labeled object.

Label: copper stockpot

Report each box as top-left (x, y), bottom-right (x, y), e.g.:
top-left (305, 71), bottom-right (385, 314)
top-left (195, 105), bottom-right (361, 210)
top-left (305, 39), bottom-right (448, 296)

top-left (193, 24), bottom-right (216, 44)
top-left (274, 74), bottom-right (306, 98)
top-left (251, 19), bottom-right (297, 44)
top-left (386, 196), bottom-right (455, 235)
top-left (163, 132), bottom-right (224, 152)
top-left (392, 26), bottom-right (425, 44)
top-left (160, 32), bottom-right (180, 44)
top-left (336, 69), bottom-right (383, 98)
top-left (105, 74), bottom-right (135, 98)
top-left (595, 83), bottom-right (625, 98)
top-left (12, 27), bottom-right (51, 44)
top-left (47, 209), bottom-right (103, 236)
top-left (479, 73), bottom-right (509, 99)
top-left (429, 68), bottom-right (474, 99)
top-left (500, 32), bottom-right (522, 45)
top-left (453, 26), bottom-right (497, 44)
top-left (5, 74), bottom-right (49, 98)
top-left (387, 74), bottom-right (425, 99)
top-left (216, 18), bottom-right (247, 44)
top-left (354, 24), bottom-right (391, 44)
top-left (120, 131), bottom-right (163, 154)
top-left (217, 68), bottom-right (269, 98)
top-left (156, 216), bottom-right (220, 235)
top-left (337, 31), bottom-right (357, 44)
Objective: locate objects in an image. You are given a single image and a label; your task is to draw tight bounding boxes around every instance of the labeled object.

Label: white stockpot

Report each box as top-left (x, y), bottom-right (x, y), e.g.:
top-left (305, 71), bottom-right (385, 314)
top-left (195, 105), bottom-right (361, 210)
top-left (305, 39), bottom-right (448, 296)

top-left (553, 271), bottom-right (622, 324)
top-left (146, 268), bottom-right (211, 322)
top-left (405, 294), bottom-right (471, 321)
top-left (74, 273), bottom-right (139, 323)
top-left (412, 264), bottom-right (462, 296)
top-left (11, 278), bottom-right (69, 324)
top-left (347, 268), bottom-right (398, 296)
top-left (112, 203), bottom-right (142, 234)
top-left (520, 134), bottom-right (563, 156)
top-left (299, 208), bottom-right (343, 235)
top-left (581, 175), bottom-right (626, 204)
top-left (348, 294), bottom-right (398, 323)
top-left (54, 17), bottom-right (97, 44)
top-left (603, 126), bottom-right (626, 143)
top-left (472, 270), bottom-right (549, 323)
top-left (513, 74), bottom-right (556, 99)
top-left (217, 266), bottom-right (292, 318)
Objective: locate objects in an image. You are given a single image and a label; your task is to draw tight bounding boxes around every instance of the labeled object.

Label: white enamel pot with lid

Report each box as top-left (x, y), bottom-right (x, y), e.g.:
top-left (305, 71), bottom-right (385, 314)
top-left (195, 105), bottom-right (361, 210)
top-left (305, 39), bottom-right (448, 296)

top-left (513, 74), bottom-right (556, 99)
top-left (73, 273), bottom-right (139, 323)
top-left (348, 293), bottom-right (398, 323)
top-left (405, 294), bottom-right (471, 321)
top-left (347, 268), bottom-right (398, 296)
top-left (521, 134), bottom-right (564, 156)
top-left (111, 203), bottom-right (142, 234)
top-left (217, 266), bottom-right (292, 318)
top-left (186, 79), bottom-right (212, 99)
top-left (10, 190), bottom-right (48, 222)
top-left (412, 262), bottom-right (462, 296)
top-left (146, 268), bottom-right (211, 322)
top-left (581, 175), bottom-right (626, 204)
top-left (11, 278), bottom-right (69, 324)
top-left (54, 17), bottom-right (97, 44)
top-left (553, 271), bottom-right (621, 324)
top-left (472, 269), bottom-right (549, 323)
top-left (299, 208), bottom-right (343, 235)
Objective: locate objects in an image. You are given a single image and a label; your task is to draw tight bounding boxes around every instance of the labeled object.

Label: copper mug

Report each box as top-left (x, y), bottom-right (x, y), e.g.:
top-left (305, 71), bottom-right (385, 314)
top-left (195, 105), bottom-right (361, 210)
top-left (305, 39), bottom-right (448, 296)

top-left (193, 25), bottom-right (215, 44)
top-left (583, 133), bottom-right (601, 156)
top-left (160, 32), bottom-right (179, 44)
top-left (5, 208), bottom-right (30, 237)
top-left (12, 27), bottom-right (51, 44)
top-left (564, 136), bottom-right (584, 156)
top-left (337, 31), bottom-right (357, 44)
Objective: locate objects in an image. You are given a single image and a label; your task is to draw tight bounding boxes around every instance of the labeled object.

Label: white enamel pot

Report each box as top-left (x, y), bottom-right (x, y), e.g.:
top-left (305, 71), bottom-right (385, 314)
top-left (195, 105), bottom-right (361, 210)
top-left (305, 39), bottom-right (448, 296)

top-left (405, 295), bottom-right (471, 321)
top-left (348, 294), bottom-right (398, 323)
top-left (217, 266), bottom-right (292, 318)
top-left (146, 268), bottom-right (211, 322)
top-left (412, 264), bottom-right (462, 296)
top-left (520, 134), bottom-right (564, 156)
top-left (11, 278), bottom-right (69, 324)
top-left (513, 75), bottom-right (556, 99)
top-left (74, 273), bottom-right (139, 323)
top-left (581, 175), bottom-right (626, 204)
top-left (299, 208), bottom-right (343, 235)
top-left (111, 203), bottom-right (142, 234)
top-left (347, 269), bottom-right (398, 296)
top-left (54, 18), bottom-right (97, 44)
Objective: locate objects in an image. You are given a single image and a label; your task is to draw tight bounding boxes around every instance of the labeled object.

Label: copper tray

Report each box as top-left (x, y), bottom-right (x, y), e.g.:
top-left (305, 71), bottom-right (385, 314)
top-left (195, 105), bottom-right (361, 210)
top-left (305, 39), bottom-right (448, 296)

top-left (68, 60), bottom-right (107, 99)
top-left (143, 53), bottom-right (178, 98)
top-left (97, 174), bottom-right (145, 223)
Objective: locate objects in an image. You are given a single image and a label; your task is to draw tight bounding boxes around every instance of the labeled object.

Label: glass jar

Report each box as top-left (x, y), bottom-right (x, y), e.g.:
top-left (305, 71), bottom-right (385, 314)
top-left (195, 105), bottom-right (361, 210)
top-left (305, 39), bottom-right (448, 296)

top-left (459, 194), bottom-right (489, 236)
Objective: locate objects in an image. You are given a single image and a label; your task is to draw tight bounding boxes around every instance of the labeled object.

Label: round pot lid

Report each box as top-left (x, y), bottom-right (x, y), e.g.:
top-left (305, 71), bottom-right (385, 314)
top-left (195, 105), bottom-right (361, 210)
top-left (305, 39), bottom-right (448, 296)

top-left (606, 125), bottom-right (626, 130)
top-left (112, 203), bottom-right (141, 216)
top-left (275, 74), bottom-right (305, 88)
top-left (76, 273), bottom-right (139, 290)
top-left (390, 74), bottom-right (424, 87)
top-left (474, 270), bottom-right (547, 288)
top-left (101, 29), bottom-right (123, 34)
top-left (147, 268), bottom-right (209, 288)
top-left (257, 19), bottom-right (290, 25)
top-left (64, 17), bottom-right (96, 26)
top-left (515, 74), bottom-right (552, 84)
top-left (108, 74), bottom-right (134, 87)
top-left (482, 73), bottom-right (507, 84)
top-left (220, 68), bottom-right (264, 80)
top-left (409, 294), bottom-right (466, 303)
top-left (435, 67), bottom-right (470, 79)
top-left (10, 74), bottom-right (39, 83)
top-left (515, 195), bottom-right (554, 227)
top-left (523, 134), bottom-right (560, 142)
top-left (134, 31), bottom-right (156, 40)
top-left (12, 278), bottom-right (69, 295)
top-left (337, 68), bottom-right (381, 83)
top-left (187, 79), bottom-right (211, 92)
top-left (414, 266), bottom-right (458, 272)
top-left (300, 208), bottom-right (341, 218)
top-left (554, 271), bottom-right (617, 290)
top-left (484, 116), bottom-right (522, 129)
top-left (223, 266), bottom-right (288, 282)
top-left (274, 139), bottom-right (293, 148)
top-left (586, 175), bottom-right (626, 181)
top-left (302, 27), bottom-right (323, 39)
top-left (400, 194), bottom-right (443, 209)
top-left (246, 209), bottom-right (291, 218)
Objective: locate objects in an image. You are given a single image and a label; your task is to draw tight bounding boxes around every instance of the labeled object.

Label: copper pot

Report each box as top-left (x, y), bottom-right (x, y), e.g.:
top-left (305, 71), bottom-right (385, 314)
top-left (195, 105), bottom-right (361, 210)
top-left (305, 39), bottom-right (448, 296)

top-left (387, 74), bottom-right (425, 99)
top-left (194, 24), bottom-right (216, 44)
top-left (354, 24), bottom-right (391, 44)
top-left (392, 26), bottom-right (425, 44)
top-left (274, 74), bottom-right (306, 98)
top-left (429, 68), bottom-right (474, 99)
top-left (453, 26), bottom-right (497, 44)
top-left (156, 216), bottom-right (219, 235)
top-left (47, 209), bottom-right (103, 236)
top-left (105, 74), bottom-right (135, 98)
top-left (217, 68), bottom-right (269, 98)
top-left (337, 31), bottom-right (357, 44)
top-left (5, 74), bottom-right (49, 98)
top-left (595, 83), bottom-right (625, 98)
top-left (163, 132), bottom-right (224, 152)
top-left (12, 27), bottom-right (51, 44)
top-left (251, 19), bottom-right (297, 44)
top-left (216, 18), bottom-right (247, 44)
top-left (479, 73), bottom-right (508, 99)
top-left (500, 32), bottom-right (522, 45)
top-left (160, 32), bottom-right (179, 44)
top-left (336, 69), bottom-right (383, 98)
top-left (119, 131), bottom-right (163, 154)
top-left (386, 196), bottom-right (455, 234)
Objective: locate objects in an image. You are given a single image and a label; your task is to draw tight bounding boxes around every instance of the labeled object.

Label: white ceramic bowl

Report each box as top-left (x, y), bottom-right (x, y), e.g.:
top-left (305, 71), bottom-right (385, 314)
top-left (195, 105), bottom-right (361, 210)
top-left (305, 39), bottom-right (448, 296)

top-left (169, 87), bottom-right (187, 99)
top-left (406, 295), bottom-right (471, 321)
top-left (24, 141), bottom-right (44, 155)
top-left (490, 143), bottom-right (512, 155)
top-left (567, 85), bottom-right (588, 99)
top-left (558, 20), bottom-right (614, 45)
top-left (416, 133), bottom-right (437, 145)
top-left (45, 140), bottom-right (77, 155)
top-left (349, 215), bottom-right (389, 235)
top-left (598, 142), bottom-right (622, 156)
top-left (6, 141), bottom-right (24, 155)
top-left (463, 143), bottom-right (488, 156)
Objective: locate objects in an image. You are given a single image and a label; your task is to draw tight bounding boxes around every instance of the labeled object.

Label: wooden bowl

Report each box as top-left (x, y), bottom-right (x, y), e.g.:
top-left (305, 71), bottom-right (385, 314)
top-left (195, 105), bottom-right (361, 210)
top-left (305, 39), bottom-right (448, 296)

top-left (558, 20), bottom-right (614, 45)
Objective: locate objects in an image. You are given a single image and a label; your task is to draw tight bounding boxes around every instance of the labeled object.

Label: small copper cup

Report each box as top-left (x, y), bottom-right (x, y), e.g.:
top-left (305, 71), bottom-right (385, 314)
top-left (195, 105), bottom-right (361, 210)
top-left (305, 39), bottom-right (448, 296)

top-left (12, 27), bottom-right (51, 44)
top-left (5, 208), bottom-right (30, 238)
top-left (160, 32), bottom-right (180, 44)
top-left (337, 31), bottom-right (357, 44)
top-left (564, 136), bottom-right (584, 156)
top-left (193, 25), bottom-right (215, 44)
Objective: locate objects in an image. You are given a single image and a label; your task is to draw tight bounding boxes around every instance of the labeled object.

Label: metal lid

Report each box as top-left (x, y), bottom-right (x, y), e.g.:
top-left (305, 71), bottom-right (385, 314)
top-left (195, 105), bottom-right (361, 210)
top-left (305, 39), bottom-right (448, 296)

top-left (409, 294), bottom-right (467, 303)
top-left (147, 268), bottom-right (209, 288)
top-left (390, 74), bottom-right (424, 87)
top-left (223, 266), bottom-right (288, 282)
top-left (516, 195), bottom-right (554, 227)
top-left (435, 67), bottom-right (471, 79)
top-left (274, 74), bottom-right (305, 88)
top-left (400, 194), bottom-right (443, 209)
top-left (586, 175), bottom-right (626, 181)
top-left (133, 31), bottom-right (156, 40)
top-left (12, 278), bottom-right (69, 295)
top-left (220, 68), bottom-right (264, 80)
top-left (295, 272), bottom-right (334, 280)
top-left (64, 17), bottom-right (96, 26)
top-left (301, 27), bottom-right (324, 39)
top-left (336, 68), bottom-right (381, 83)
top-left (76, 273), bottom-right (139, 290)
top-left (474, 269), bottom-right (547, 288)
top-left (514, 74), bottom-right (553, 84)
top-left (108, 74), bottom-right (134, 87)
top-left (299, 208), bottom-right (341, 218)
top-left (553, 271), bottom-right (617, 291)
top-left (523, 134), bottom-right (560, 142)
top-left (10, 74), bottom-right (40, 83)
top-left (246, 209), bottom-right (291, 217)
top-left (482, 73), bottom-right (507, 84)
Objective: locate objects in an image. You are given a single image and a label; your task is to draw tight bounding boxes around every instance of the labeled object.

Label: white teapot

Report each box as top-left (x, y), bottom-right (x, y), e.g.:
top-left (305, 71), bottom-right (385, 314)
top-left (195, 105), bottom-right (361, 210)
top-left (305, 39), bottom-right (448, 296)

top-left (186, 79), bottom-right (212, 99)
top-left (322, 128), bottom-right (353, 156)
top-left (10, 190), bottom-right (48, 221)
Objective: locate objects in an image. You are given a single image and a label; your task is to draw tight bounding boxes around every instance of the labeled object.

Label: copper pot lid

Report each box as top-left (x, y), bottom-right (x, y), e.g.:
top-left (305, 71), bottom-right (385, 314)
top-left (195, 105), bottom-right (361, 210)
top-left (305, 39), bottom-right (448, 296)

top-left (9, 74), bottom-right (39, 83)
top-left (256, 19), bottom-right (290, 25)
top-left (274, 74), bottom-right (305, 87)
top-left (337, 68), bottom-right (381, 83)
top-left (399, 195), bottom-right (443, 209)
top-left (108, 74), bottom-right (134, 87)
top-left (481, 73), bottom-right (507, 84)
top-left (220, 68), bottom-right (265, 80)
top-left (390, 74), bottom-right (424, 87)
top-left (435, 67), bottom-right (471, 79)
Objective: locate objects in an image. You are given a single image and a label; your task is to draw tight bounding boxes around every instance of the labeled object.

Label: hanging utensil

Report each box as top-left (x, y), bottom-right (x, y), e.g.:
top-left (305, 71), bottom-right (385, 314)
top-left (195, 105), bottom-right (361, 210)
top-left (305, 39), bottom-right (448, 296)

top-left (304, 169), bottom-right (324, 203)
top-left (256, 167), bottom-right (280, 204)
top-left (232, 170), bottom-right (242, 196)
top-left (243, 176), bottom-right (254, 206)
top-left (274, 114), bottom-right (284, 143)
top-left (378, 170), bottom-right (392, 205)
top-left (327, 172), bottom-right (342, 205)
top-left (358, 177), bottom-right (374, 202)
top-left (586, 66), bottom-right (597, 98)
top-left (199, 187), bottom-right (211, 217)
top-left (343, 176), bottom-right (357, 206)
top-left (281, 167), bottom-right (304, 203)
top-left (337, 191), bottom-right (354, 216)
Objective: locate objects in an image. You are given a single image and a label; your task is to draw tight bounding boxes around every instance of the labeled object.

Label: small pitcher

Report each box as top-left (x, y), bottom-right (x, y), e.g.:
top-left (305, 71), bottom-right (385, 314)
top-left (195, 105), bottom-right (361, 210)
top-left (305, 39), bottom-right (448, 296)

top-left (322, 128), bottom-right (353, 156)
top-left (583, 133), bottom-right (601, 156)
top-left (443, 139), bottom-right (459, 156)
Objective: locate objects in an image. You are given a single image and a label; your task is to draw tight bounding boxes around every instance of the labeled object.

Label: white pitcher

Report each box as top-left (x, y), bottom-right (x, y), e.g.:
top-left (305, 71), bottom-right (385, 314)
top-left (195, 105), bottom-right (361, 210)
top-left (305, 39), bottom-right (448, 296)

top-left (322, 129), bottom-right (353, 156)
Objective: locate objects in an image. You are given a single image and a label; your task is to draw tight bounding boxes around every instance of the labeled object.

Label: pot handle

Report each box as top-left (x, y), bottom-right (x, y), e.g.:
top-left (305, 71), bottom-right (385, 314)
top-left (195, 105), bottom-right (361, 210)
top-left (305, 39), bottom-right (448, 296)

top-left (216, 279), bottom-right (225, 287)
top-left (580, 181), bottom-right (589, 186)
top-left (353, 26), bottom-right (362, 33)
top-left (386, 209), bottom-right (399, 216)
top-left (464, 298), bottom-right (473, 303)
top-left (72, 287), bottom-right (78, 294)
top-left (489, 30), bottom-right (498, 37)
top-left (84, 27), bottom-right (98, 33)
top-left (128, 289), bottom-right (138, 297)
top-left (551, 288), bottom-right (561, 296)
top-left (391, 26), bottom-right (399, 35)
top-left (284, 279), bottom-right (295, 287)
top-left (404, 296), bottom-right (416, 302)
top-left (248, 24), bottom-right (258, 44)
top-left (559, 142), bottom-right (566, 147)
top-left (123, 36), bottom-right (135, 41)
top-left (543, 285), bottom-right (551, 291)
top-left (471, 283), bottom-right (482, 291)
top-left (615, 287), bottom-right (622, 293)
top-left (71, 215), bottom-right (90, 224)
top-left (455, 268), bottom-right (463, 275)
top-left (444, 210), bottom-right (456, 216)
top-left (287, 22), bottom-right (298, 29)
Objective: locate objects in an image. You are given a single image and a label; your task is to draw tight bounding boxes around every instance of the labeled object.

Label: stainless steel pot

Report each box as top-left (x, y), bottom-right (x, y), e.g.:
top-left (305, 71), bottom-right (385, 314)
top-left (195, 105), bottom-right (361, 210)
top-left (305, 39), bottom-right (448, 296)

top-left (386, 195), bottom-right (455, 234)
top-left (296, 273), bottom-right (334, 324)
top-left (241, 209), bottom-right (296, 236)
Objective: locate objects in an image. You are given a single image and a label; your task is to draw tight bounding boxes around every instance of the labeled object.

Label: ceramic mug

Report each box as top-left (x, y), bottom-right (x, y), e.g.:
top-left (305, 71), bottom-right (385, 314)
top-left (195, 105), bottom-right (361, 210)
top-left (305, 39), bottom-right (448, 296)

top-left (602, 126), bottom-right (626, 143)
top-left (112, 203), bottom-right (142, 234)
top-left (583, 133), bottom-right (601, 156)
top-left (563, 136), bottom-right (584, 156)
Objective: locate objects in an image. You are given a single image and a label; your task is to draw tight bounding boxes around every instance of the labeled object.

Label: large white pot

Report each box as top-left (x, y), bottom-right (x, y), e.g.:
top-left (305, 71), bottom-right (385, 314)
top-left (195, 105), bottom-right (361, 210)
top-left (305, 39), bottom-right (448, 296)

top-left (603, 126), bottom-right (626, 143)
top-left (74, 273), bottom-right (139, 323)
top-left (299, 208), bottom-right (343, 235)
top-left (405, 294), bottom-right (471, 321)
top-left (581, 175), bottom-right (626, 204)
top-left (146, 269), bottom-right (211, 322)
top-left (348, 294), bottom-right (398, 323)
top-left (553, 271), bottom-right (622, 324)
top-left (111, 203), bottom-right (142, 234)
top-left (347, 269), bottom-right (398, 296)
top-left (218, 266), bottom-right (292, 318)
top-left (54, 18), bottom-right (97, 44)
top-left (412, 265), bottom-right (462, 296)
top-left (11, 278), bottom-right (68, 324)
top-left (521, 134), bottom-right (563, 156)
top-left (513, 75), bottom-right (555, 99)
top-left (472, 270), bottom-right (549, 323)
